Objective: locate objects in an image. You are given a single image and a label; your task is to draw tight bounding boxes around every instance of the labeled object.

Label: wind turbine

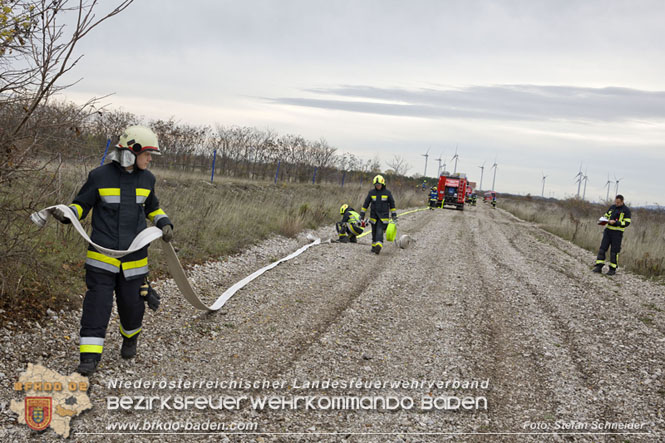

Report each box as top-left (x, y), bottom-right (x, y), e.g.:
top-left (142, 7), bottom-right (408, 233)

top-left (614, 174), bottom-right (623, 196)
top-left (478, 162), bottom-right (486, 190)
top-left (541, 171), bottom-right (548, 197)
top-left (574, 163), bottom-right (583, 197)
top-left (491, 160), bottom-right (498, 191)
top-left (435, 152), bottom-right (443, 177)
top-left (422, 148), bottom-right (430, 177)
top-left (451, 145), bottom-right (459, 174)
top-left (582, 170), bottom-right (589, 200)
top-left (604, 174), bottom-right (612, 201)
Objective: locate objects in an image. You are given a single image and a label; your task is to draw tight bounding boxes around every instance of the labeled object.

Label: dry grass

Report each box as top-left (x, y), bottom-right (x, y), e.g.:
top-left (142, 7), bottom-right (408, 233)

top-left (501, 196), bottom-right (665, 279)
top-left (0, 164), bottom-right (423, 325)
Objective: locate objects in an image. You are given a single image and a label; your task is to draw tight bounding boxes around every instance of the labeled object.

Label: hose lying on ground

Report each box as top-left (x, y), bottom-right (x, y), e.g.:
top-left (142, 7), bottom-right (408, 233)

top-left (31, 205), bottom-right (427, 312)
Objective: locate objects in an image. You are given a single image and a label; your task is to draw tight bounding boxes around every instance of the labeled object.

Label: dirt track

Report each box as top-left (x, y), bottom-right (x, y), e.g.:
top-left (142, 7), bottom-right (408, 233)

top-left (2, 203), bottom-right (664, 442)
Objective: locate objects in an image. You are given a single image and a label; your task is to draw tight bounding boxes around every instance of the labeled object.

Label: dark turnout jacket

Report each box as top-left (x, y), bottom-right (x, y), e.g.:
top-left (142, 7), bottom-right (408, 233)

top-left (67, 162), bottom-right (172, 279)
top-left (603, 204), bottom-right (632, 232)
top-left (360, 186), bottom-right (397, 223)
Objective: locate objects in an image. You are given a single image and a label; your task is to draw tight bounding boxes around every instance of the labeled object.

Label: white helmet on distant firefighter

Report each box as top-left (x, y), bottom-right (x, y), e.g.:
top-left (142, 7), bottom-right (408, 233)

top-left (108, 125), bottom-right (160, 167)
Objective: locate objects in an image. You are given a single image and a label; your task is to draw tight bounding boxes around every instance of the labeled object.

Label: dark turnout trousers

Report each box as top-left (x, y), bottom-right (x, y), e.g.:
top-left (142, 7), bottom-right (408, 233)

top-left (371, 221), bottom-right (388, 250)
top-left (596, 229), bottom-right (623, 269)
top-left (79, 269), bottom-right (144, 361)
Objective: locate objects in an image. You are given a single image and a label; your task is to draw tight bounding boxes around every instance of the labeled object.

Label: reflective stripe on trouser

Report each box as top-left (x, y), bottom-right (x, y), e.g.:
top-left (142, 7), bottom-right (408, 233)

top-left (336, 222), bottom-right (348, 238)
top-left (80, 269), bottom-right (144, 360)
top-left (80, 336), bottom-right (104, 354)
top-left (371, 221), bottom-right (387, 247)
top-left (119, 323), bottom-right (142, 338)
top-left (337, 222), bottom-right (363, 239)
top-left (596, 229), bottom-right (623, 269)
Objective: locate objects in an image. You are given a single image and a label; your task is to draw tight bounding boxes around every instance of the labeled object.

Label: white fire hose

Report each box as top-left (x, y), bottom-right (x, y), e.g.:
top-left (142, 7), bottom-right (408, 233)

top-left (31, 205), bottom-right (426, 312)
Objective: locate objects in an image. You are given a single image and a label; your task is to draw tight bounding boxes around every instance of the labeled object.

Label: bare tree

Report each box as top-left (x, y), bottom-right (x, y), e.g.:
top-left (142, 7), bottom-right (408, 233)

top-left (0, 0), bottom-right (134, 301)
top-left (387, 155), bottom-right (410, 176)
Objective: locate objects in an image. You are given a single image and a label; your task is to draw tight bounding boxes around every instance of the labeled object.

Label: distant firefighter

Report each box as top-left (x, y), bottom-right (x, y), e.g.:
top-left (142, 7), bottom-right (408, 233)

top-left (428, 186), bottom-right (438, 210)
top-left (593, 194), bottom-right (632, 276)
top-left (360, 175), bottom-right (397, 254)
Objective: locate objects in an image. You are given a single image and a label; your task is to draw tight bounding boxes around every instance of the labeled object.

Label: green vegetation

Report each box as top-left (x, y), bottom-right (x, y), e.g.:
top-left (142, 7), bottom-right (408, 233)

top-left (501, 196), bottom-right (665, 279)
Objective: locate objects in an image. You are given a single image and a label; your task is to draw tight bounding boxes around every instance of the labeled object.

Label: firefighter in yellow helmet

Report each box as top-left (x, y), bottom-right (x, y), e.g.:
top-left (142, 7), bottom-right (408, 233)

top-left (359, 175), bottom-right (397, 254)
top-left (50, 125), bottom-right (173, 376)
top-left (336, 204), bottom-right (364, 243)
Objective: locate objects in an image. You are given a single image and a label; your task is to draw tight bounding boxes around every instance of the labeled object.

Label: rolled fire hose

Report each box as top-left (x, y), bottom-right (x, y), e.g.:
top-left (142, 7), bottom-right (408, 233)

top-left (31, 205), bottom-right (426, 311)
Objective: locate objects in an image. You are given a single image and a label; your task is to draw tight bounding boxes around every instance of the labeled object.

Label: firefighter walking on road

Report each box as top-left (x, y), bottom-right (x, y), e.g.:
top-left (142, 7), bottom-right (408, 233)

top-left (336, 204), bottom-right (364, 243)
top-left (593, 194), bottom-right (631, 276)
top-left (51, 126), bottom-right (173, 376)
top-left (360, 175), bottom-right (397, 254)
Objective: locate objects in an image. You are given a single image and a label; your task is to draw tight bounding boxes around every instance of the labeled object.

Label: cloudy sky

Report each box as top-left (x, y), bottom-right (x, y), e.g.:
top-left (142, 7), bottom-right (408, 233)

top-left (62, 0), bottom-right (665, 205)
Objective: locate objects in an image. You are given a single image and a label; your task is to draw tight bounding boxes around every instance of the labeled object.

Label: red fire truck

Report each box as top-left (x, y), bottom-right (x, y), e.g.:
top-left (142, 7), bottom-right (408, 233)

top-left (437, 173), bottom-right (468, 210)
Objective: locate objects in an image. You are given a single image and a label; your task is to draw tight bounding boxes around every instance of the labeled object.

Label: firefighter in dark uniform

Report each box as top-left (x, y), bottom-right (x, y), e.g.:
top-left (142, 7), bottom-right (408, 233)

top-left (428, 186), bottom-right (438, 210)
top-left (51, 126), bottom-right (173, 375)
top-left (593, 194), bottom-right (631, 276)
top-left (336, 204), bottom-right (364, 243)
top-left (360, 175), bottom-right (397, 254)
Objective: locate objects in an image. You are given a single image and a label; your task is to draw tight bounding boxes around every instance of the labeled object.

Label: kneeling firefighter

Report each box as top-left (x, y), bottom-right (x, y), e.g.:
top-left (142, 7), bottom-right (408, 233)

top-left (50, 126), bottom-right (173, 376)
top-left (360, 175), bottom-right (397, 254)
top-left (336, 204), bottom-right (364, 243)
top-left (428, 186), bottom-right (438, 209)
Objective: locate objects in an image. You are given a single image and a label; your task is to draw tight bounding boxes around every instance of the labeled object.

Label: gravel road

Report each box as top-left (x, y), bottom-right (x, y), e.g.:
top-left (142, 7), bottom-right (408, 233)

top-left (2, 203), bottom-right (664, 442)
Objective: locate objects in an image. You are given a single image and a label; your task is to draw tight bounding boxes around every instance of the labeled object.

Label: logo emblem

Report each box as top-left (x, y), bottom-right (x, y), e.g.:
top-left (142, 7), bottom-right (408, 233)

top-left (25, 397), bottom-right (52, 431)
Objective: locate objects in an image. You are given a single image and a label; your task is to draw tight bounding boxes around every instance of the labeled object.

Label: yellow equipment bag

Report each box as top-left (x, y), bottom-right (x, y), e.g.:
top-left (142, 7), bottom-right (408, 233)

top-left (386, 220), bottom-right (397, 242)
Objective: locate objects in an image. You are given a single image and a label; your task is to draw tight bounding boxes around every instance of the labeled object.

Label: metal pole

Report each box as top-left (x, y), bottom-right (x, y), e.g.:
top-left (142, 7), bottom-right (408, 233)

top-left (210, 149), bottom-right (217, 183)
top-left (492, 166), bottom-right (497, 191)
top-left (479, 167), bottom-right (484, 190)
top-left (274, 160), bottom-right (280, 184)
top-left (582, 178), bottom-right (587, 200)
top-left (541, 178), bottom-right (545, 197)
top-left (100, 138), bottom-right (111, 166)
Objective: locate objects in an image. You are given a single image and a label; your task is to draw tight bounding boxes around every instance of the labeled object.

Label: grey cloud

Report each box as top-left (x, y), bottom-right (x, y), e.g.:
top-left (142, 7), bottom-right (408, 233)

top-left (271, 85), bottom-right (665, 122)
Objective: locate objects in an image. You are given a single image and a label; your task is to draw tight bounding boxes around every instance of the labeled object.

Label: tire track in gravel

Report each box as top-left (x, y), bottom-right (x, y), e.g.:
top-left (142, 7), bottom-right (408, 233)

top-left (266, 207), bottom-right (490, 438)
top-left (503, 219), bottom-right (665, 338)
top-left (459, 208), bottom-right (588, 439)
top-left (482, 207), bottom-right (665, 439)
top-left (193, 209), bottom-right (438, 380)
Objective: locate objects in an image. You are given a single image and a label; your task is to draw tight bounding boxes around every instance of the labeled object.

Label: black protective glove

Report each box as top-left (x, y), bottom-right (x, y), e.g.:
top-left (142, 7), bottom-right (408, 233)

top-left (51, 207), bottom-right (70, 224)
top-left (140, 280), bottom-right (161, 311)
top-left (161, 225), bottom-right (173, 242)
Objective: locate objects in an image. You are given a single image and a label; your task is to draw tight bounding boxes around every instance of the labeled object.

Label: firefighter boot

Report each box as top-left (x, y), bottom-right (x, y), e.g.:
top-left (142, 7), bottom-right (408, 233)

top-left (349, 235), bottom-right (357, 243)
top-left (592, 264), bottom-right (603, 273)
top-left (607, 267), bottom-right (616, 276)
top-left (76, 358), bottom-right (98, 376)
top-left (121, 336), bottom-right (138, 359)
top-left (339, 235), bottom-right (349, 243)
top-left (371, 245), bottom-right (378, 254)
